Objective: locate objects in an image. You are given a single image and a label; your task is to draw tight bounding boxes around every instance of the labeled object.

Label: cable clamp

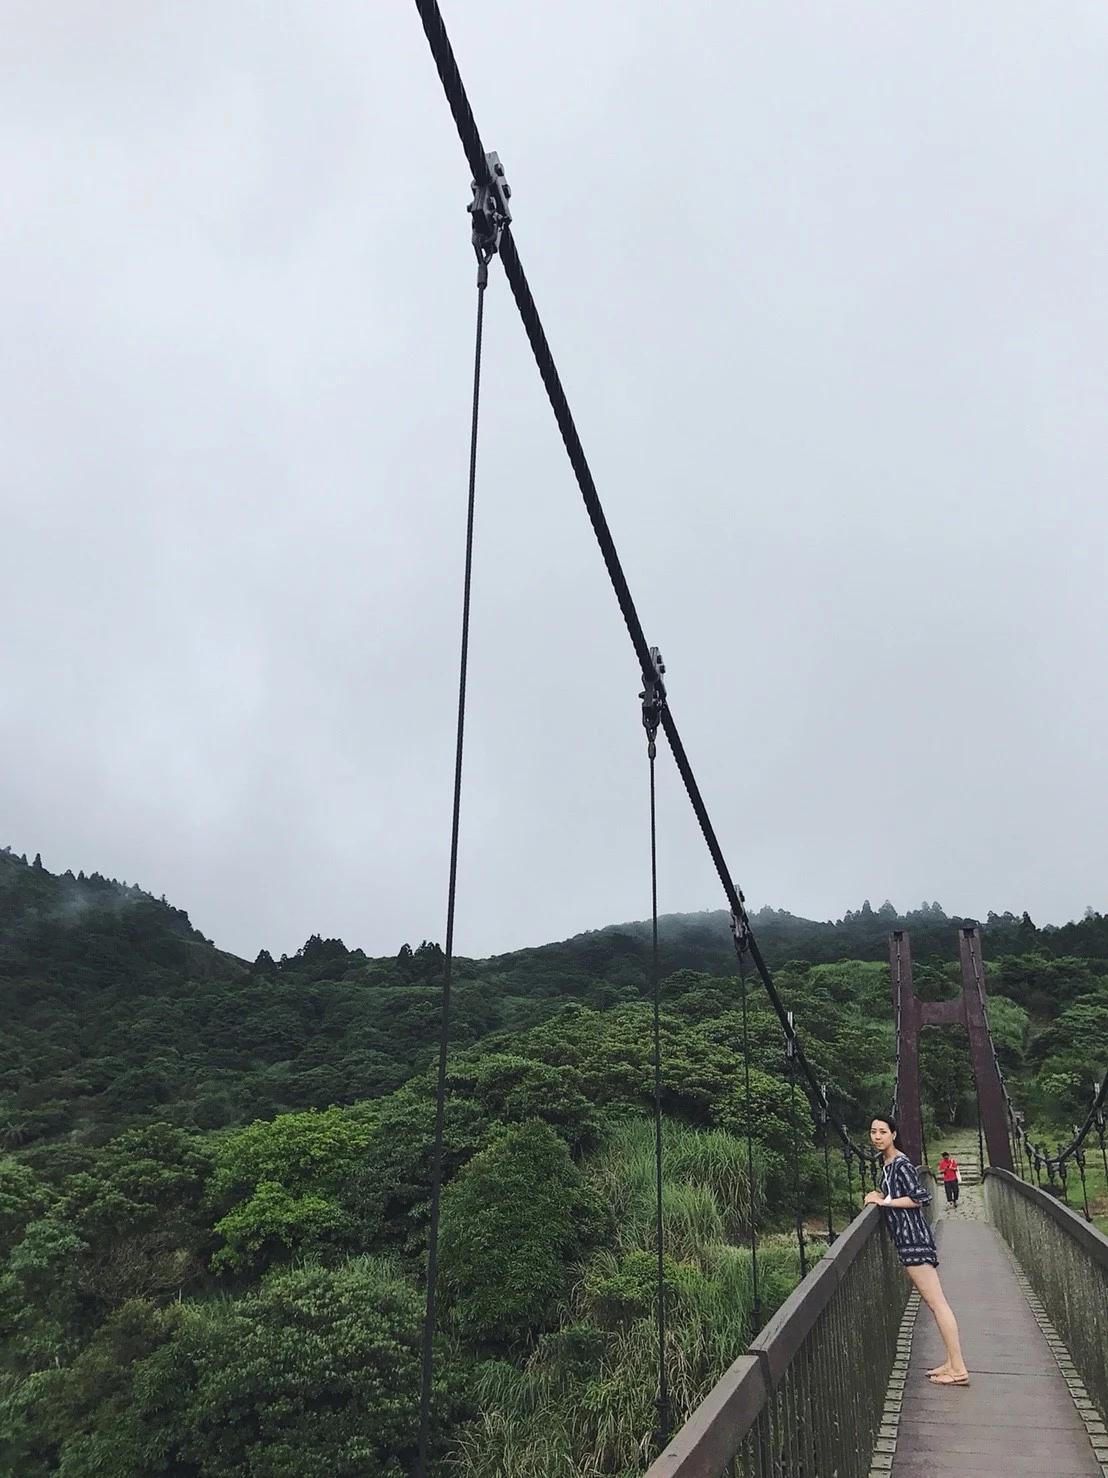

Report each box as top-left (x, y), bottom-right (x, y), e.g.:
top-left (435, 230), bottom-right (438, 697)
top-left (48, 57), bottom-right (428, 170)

top-left (640, 646), bottom-right (666, 754)
top-left (469, 151), bottom-right (512, 269)
top-left (729, 904), bottom-right (751, 957)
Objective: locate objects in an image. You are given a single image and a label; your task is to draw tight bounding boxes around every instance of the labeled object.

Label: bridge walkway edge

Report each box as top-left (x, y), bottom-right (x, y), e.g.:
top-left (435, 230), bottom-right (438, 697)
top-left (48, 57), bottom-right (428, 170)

top-left (887, 1188), bottom-right (1104, 1478)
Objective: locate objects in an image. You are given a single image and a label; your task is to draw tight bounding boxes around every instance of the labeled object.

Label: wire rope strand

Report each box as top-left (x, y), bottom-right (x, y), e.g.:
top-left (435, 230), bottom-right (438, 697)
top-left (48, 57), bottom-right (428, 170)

top-left (417, 267), bottom-right (488, 1478)
top-left (412, 0), bottom-right (487, 181)
top-left (647, 742), bottom-right (670, 1449)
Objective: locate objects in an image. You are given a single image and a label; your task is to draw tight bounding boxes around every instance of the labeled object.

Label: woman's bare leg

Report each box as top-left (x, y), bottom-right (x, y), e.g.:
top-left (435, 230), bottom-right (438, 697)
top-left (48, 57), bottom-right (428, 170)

top-left (907, 1264), bottom-right (968, 1378)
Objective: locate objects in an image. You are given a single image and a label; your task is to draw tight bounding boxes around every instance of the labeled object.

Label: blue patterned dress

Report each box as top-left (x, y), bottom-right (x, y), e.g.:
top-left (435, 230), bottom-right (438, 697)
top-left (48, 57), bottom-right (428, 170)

top-left (880, 1154), bottom-right (937, 1267)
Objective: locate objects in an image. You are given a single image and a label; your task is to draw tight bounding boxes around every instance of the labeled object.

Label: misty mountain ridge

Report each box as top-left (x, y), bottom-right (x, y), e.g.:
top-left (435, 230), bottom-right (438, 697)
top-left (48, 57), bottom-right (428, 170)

top-left (5, 842), bottom-right (1104, 977)
top-left (3, 842), bottom-right (1106, 1153)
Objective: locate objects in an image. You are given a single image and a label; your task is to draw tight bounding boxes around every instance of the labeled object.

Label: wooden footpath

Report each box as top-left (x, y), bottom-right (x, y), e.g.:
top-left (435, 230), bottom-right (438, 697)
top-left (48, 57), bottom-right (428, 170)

top-left (891, 1195), bottom-right (1104, 1477)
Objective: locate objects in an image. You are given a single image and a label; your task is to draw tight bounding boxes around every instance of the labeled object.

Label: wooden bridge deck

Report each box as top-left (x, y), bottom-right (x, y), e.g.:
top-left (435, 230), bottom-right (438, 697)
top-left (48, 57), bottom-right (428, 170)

top-left (891, 1196), bottom-right (1104, 1477)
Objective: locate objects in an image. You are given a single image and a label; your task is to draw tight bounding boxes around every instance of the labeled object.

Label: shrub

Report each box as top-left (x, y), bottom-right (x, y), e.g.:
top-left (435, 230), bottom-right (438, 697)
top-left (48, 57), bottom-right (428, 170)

top-left (439, 1121), bottom-right (612, 1346)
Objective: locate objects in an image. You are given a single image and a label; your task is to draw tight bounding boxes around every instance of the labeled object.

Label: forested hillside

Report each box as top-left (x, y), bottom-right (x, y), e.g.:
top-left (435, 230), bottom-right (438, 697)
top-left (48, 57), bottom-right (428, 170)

top-left (2, 844), bottom-right (1106, 1475)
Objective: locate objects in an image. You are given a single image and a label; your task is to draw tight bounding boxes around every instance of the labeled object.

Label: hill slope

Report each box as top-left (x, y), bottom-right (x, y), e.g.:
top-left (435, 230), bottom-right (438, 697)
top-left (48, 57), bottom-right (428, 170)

top-left (3, 844), bottom-right (1107, 1151)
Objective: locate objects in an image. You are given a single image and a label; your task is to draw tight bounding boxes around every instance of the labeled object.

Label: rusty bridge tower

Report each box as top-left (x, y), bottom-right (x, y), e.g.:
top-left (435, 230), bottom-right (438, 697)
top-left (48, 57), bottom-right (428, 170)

top-left (888, 925), bottom-right (1013, 1171)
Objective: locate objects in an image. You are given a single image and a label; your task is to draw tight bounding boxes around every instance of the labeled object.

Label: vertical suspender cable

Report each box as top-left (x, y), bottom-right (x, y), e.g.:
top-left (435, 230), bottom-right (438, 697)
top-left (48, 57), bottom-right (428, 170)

top-left (1073, 1131), bottom-right (1091, 1221)
top-left (737, 940), bottom-right (762, 1335)
top-left (819, 1087), bottom-right (835, 1245)
top-left (975, 1088), bottom-right (985, 1177)
top-left (844, 1145), bottom-right (857, 1216)
top-left (417, 263), bottom-right (489, 1478)
top-left (647, 735), bottom-right (669, 1449)
top-left (785, 1019), bottom-right (807, 1276)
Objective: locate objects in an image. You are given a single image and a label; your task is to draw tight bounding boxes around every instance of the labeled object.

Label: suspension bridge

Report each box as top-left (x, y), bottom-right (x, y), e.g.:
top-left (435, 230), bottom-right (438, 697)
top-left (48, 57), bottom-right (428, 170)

top-left (407, 4), bottom-right (1108, 1474)
top-left (641, 927), bottom-right (1108, 1477)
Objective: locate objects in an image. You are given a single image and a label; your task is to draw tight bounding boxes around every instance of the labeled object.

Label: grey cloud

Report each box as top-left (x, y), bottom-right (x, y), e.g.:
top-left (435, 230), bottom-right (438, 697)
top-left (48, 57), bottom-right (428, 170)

top-left (1, 2), bottom-right (1105, 959)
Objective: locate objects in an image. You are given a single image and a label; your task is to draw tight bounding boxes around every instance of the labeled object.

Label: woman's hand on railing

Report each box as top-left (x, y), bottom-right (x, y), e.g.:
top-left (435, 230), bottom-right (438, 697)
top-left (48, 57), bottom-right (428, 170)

top-left (864, 1191), bottom-right (886, 1206)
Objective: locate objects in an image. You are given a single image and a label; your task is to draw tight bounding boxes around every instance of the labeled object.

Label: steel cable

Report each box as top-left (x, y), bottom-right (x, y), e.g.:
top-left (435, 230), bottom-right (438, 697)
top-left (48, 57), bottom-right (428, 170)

top-left (646, 733), bottom-right (670, 1448)
top-left (416, 264), bottom-right (488, 1478)
top-left (738, 941), bottom-right (763, 1334)
top-left (411, 0), bottom-right (878, 1168)
top-left (787, 1033), bottom-right (809, 1276)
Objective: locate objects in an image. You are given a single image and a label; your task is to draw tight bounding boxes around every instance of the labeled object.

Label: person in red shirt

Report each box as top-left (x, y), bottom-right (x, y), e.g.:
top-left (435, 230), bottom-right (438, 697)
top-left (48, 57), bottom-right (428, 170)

top-left (938, 1152), bottom-right (960, 1206)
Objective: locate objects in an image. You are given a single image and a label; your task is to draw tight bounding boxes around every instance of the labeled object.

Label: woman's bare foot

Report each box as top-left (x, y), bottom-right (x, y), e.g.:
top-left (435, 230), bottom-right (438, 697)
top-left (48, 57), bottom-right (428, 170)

top-left (929, 1369), bottom-right (969, 1385)
top-left (926, 1363), bottom-right (952, 1376)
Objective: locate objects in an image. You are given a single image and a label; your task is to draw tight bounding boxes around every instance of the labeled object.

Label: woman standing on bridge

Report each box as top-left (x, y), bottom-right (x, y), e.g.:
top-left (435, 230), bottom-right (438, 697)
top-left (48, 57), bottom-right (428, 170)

top-left (865, 1115), bottom-right (970, 1386)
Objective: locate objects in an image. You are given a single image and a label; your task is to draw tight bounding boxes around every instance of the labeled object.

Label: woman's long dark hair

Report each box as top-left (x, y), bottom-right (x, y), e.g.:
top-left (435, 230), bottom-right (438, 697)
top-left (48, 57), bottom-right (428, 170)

top-left (871, 1113), bottom-right (904, 1150)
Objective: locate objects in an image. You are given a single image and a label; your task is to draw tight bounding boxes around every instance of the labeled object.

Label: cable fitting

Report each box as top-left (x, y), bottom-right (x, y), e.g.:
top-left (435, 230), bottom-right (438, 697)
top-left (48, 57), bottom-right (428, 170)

top-left (640, 646), bottom-right (666, 755)
top-left (469, 151), bottom-right (512, 274)
top-left (730, 905), bottom-right (751, 958)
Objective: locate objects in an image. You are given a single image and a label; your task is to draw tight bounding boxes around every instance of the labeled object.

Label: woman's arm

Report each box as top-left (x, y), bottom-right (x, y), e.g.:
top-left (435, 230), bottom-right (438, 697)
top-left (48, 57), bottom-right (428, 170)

top-left (864, 1191), bottom-right (922, 1208)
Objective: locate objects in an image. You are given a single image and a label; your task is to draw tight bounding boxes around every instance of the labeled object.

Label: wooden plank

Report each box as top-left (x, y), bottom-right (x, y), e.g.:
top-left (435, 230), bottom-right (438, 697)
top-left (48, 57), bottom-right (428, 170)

top-left (891, 1213), bottom-right (1100, 1475)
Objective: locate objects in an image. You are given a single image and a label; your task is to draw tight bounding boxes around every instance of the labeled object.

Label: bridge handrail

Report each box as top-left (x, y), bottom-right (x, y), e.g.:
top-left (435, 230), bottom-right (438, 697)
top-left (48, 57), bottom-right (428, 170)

top-left (646, 1194), bottom-right (919, 1478)
top-left (985, 1166), bottom-right (1108, 1270)
top-left (985, 1166), bottom-right (1108, 1425)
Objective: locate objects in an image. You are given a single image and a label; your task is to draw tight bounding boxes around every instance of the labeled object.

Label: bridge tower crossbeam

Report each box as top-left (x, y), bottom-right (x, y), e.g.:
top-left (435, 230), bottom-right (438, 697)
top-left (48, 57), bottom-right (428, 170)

top-left (889, 925), bottom-right (1014, 1172)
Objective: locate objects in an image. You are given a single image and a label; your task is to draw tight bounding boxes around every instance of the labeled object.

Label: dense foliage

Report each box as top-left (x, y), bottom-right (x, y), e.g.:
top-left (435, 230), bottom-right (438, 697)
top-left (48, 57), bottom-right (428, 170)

top-left (1, 844), bottom-right (1106, 1474)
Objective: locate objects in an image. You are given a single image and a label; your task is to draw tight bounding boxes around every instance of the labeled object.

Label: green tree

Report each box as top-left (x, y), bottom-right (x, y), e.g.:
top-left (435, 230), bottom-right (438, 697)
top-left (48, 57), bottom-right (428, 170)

top-left (439, 1121), bottom-right (612, 1346)
top-left (208, 1106), bottom-right (375, 1273)
top-left (2, 1216), bottom-right (89, 1370)
top-left (6, 1260), bottom-right (466, 1478)
top-left (919, 1026), bottom-right (973, 1127)
top-left (986, 996), bottom-right (1031, 1073)
top-left (0, 1158), bottom-right (48, 1258)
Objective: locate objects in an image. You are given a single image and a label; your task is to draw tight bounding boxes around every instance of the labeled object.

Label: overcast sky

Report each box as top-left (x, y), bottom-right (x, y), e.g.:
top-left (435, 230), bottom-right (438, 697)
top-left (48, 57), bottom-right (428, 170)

top-left (2, 2), bottom-right (1106, 962)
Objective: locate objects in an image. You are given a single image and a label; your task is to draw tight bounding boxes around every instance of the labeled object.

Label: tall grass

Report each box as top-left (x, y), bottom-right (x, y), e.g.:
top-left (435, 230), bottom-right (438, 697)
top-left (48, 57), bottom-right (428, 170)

top-left (588, 1118), bottom-right (765, 1252)
top-left (453, 1116), bottom-right (809, 1478)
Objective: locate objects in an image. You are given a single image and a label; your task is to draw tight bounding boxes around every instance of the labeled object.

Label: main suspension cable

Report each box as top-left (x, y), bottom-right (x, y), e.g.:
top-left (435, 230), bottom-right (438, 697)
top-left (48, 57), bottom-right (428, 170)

top-left (411, 0), bottom-right (872, 1165)
top-left (417, 255), bottom-right (490, 1478)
